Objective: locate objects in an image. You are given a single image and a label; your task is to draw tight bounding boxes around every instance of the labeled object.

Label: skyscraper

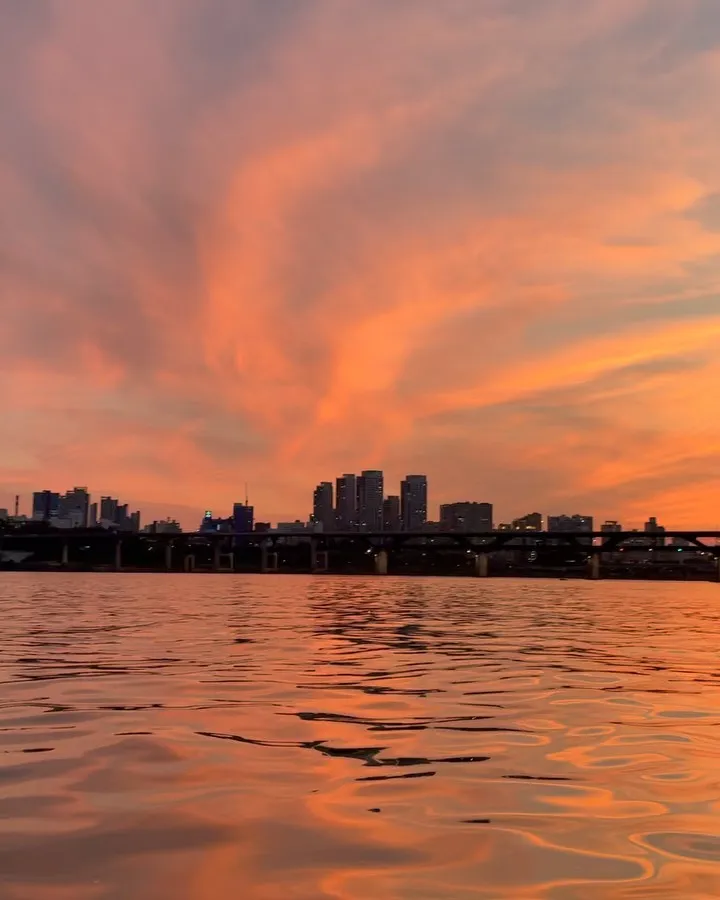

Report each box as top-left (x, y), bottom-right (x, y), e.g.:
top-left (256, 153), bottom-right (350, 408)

top-left (356, 470), bottom-right (384, 531)
top-left (335, 474), bottom-right (357, 531)
top-left (401, 475), bottom-right (427, 531)
top-left (439, 501), bottom-right (493, 532)
top-left (313, 482), bottom-right (334, 532)
top-left (57, 487), bottom-right (90, 528)
top-left (100, 496), bottom-right (119, 523)
top-left (232, 503), bottom-right (254, 533)
top-left (32, 490), bottom-right (60, 521)
top-left (382, 496), bottom-right (401, 531)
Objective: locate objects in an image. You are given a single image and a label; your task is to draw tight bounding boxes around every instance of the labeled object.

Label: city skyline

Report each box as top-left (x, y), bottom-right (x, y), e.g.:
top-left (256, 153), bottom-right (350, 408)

top-left (3, 3), bottom-right (720, 529)
top-left (0, 473), bottom-right (691, 534)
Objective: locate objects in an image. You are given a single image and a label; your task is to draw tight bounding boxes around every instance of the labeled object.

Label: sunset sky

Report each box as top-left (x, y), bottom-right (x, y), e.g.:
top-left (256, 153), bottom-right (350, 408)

top-left (3, 0), bottom-right (720, 529)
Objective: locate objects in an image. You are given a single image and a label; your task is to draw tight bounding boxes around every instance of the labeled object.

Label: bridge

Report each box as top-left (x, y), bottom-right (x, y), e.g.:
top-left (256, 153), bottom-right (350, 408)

top-left (2, 529), bottom-right (719, 579)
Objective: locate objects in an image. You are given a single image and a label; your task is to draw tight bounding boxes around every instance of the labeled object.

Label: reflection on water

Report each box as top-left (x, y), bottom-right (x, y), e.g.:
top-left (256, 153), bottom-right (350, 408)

top-left (2, 575), bottom-right (720, 898)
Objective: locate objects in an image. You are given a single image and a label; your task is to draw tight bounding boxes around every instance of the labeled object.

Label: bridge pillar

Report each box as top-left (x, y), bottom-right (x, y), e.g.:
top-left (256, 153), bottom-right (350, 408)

top-left (213, 543), bottom-right (221, 572)
top-left (588, 553), bottom-right (601, 580)
top-left (184, 554), bottom-right (195, 573)
top-left (261, 544), bottom-right (279, 573)
top-left (374, 550), bottom-right (389, 575)
top-left (61, 542), bottom-right (69, 567)
top-left (114, 539), bottom-right (123, 571)
top-left (165, 540), bottom-right (173, 571)
top-left (715, 554), bottom-right (720, 583)
top-left (310, 539), bottom-right (328, 573)
top-left (474, 552), bottom-right (489, 577)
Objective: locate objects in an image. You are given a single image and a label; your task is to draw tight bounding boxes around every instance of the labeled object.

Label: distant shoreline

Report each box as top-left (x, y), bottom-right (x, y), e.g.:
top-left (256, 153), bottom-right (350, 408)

top-left (1, 564), bottom-right (717, 582)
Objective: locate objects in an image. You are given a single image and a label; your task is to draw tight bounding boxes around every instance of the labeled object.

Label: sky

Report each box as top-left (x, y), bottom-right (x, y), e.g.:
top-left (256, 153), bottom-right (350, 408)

top-left (2, 0), bottom-right (720, 529)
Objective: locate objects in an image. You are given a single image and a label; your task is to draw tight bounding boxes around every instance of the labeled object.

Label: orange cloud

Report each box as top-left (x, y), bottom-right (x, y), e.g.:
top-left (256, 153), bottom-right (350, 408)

top-left (3, 0), bottom-right (720, 526)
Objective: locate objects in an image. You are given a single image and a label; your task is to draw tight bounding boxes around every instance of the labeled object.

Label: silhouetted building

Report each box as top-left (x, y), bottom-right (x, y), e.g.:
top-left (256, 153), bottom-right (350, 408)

top-left (644, 516), bottom-right (665, 547)
top-left (200, 514), bottom-right (232, 533)
top-left (548, 513), bottom-right (593, 546)
top-left (254, 522), bottom-right (271, 533)
top-left (312, 482), bottom-right (334, 532)
top-left (440, 501), bottom-right (493, 532)
top-left (382, 496), bottom-right (401, 531)
top-left (0, 508), bottom-right (8, 521)
top-left (32, 490), bottom-right (60, 522)
top-left (200, 510), bottom-right (219, 531)
top-left (601, 520), bottom-right (622, 532)
top-left (335, 474), bottom-right (357, 531)
top-left (277, 520), bottom-right (311, 532)
top-left (95, 497), bottom-right (140, 531)
top-left (143, 519), bottom-right (182, 534)
top-left (100, 496), bottom-right (119, 523)
top-left (512, 512), bottom-right (543, 531)
top-left (548, 514), bottom-right (593, 532)
top-left (232, 503), bottom-right (254, 533)
top-left (357, 470), bottom-right (383, 531)
top-left (56, 487), bottom-right (90, 528)
top-left (401, 475), bottom-right (427, 531)
top-left (6, 514), bottom-right (28, 525)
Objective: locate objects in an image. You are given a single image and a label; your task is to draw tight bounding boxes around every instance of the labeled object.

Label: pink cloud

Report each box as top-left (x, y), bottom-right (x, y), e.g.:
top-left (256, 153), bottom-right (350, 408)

top-left (3, 1), bottom-right (720, 527)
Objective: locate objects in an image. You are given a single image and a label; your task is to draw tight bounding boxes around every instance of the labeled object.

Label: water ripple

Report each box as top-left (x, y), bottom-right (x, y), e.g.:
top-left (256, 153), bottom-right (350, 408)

top-left (2, 574), bottom-right (720, 898)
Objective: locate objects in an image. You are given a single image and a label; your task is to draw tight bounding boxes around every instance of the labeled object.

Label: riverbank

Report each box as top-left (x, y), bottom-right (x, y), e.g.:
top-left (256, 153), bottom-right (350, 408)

top-left (1, 562), bottom-right (718, 581)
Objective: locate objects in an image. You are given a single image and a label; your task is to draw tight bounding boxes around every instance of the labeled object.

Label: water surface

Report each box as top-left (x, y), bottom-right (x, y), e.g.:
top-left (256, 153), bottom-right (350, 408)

top-left (2, 574), bottom-right (720, 898)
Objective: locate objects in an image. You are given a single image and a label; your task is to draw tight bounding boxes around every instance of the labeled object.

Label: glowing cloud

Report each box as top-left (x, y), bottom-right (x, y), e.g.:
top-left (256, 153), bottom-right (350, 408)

top-left (3, 0), bottom-right (720, 526)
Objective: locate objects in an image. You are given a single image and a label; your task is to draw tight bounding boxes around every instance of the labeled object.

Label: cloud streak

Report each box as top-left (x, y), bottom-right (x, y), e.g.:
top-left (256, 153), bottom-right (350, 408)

top-left (2, 0), bottom-right (720, 526)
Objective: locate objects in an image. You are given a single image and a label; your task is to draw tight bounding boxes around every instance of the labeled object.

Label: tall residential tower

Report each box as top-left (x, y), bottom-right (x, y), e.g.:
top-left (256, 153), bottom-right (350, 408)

top-left (400, 475), bottom-right (427, 531)
top-left (335, 474), bottom-right (357, 531)
top-left (356, 470), bottom-right (384, 531)
top-left (382, 496), bottom-right (401, 531)
top-left (312, 482), bottom-right (335, 532)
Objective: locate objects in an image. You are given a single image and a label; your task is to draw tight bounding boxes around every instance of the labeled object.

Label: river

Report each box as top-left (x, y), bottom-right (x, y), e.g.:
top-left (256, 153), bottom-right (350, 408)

top-left (2, 573), bottom-right (720, 898)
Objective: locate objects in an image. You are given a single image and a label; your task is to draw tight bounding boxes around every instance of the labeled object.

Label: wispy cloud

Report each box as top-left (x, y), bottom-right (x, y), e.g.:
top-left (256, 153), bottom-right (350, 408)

top-left (2, 0), bottom-right (720, 526)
